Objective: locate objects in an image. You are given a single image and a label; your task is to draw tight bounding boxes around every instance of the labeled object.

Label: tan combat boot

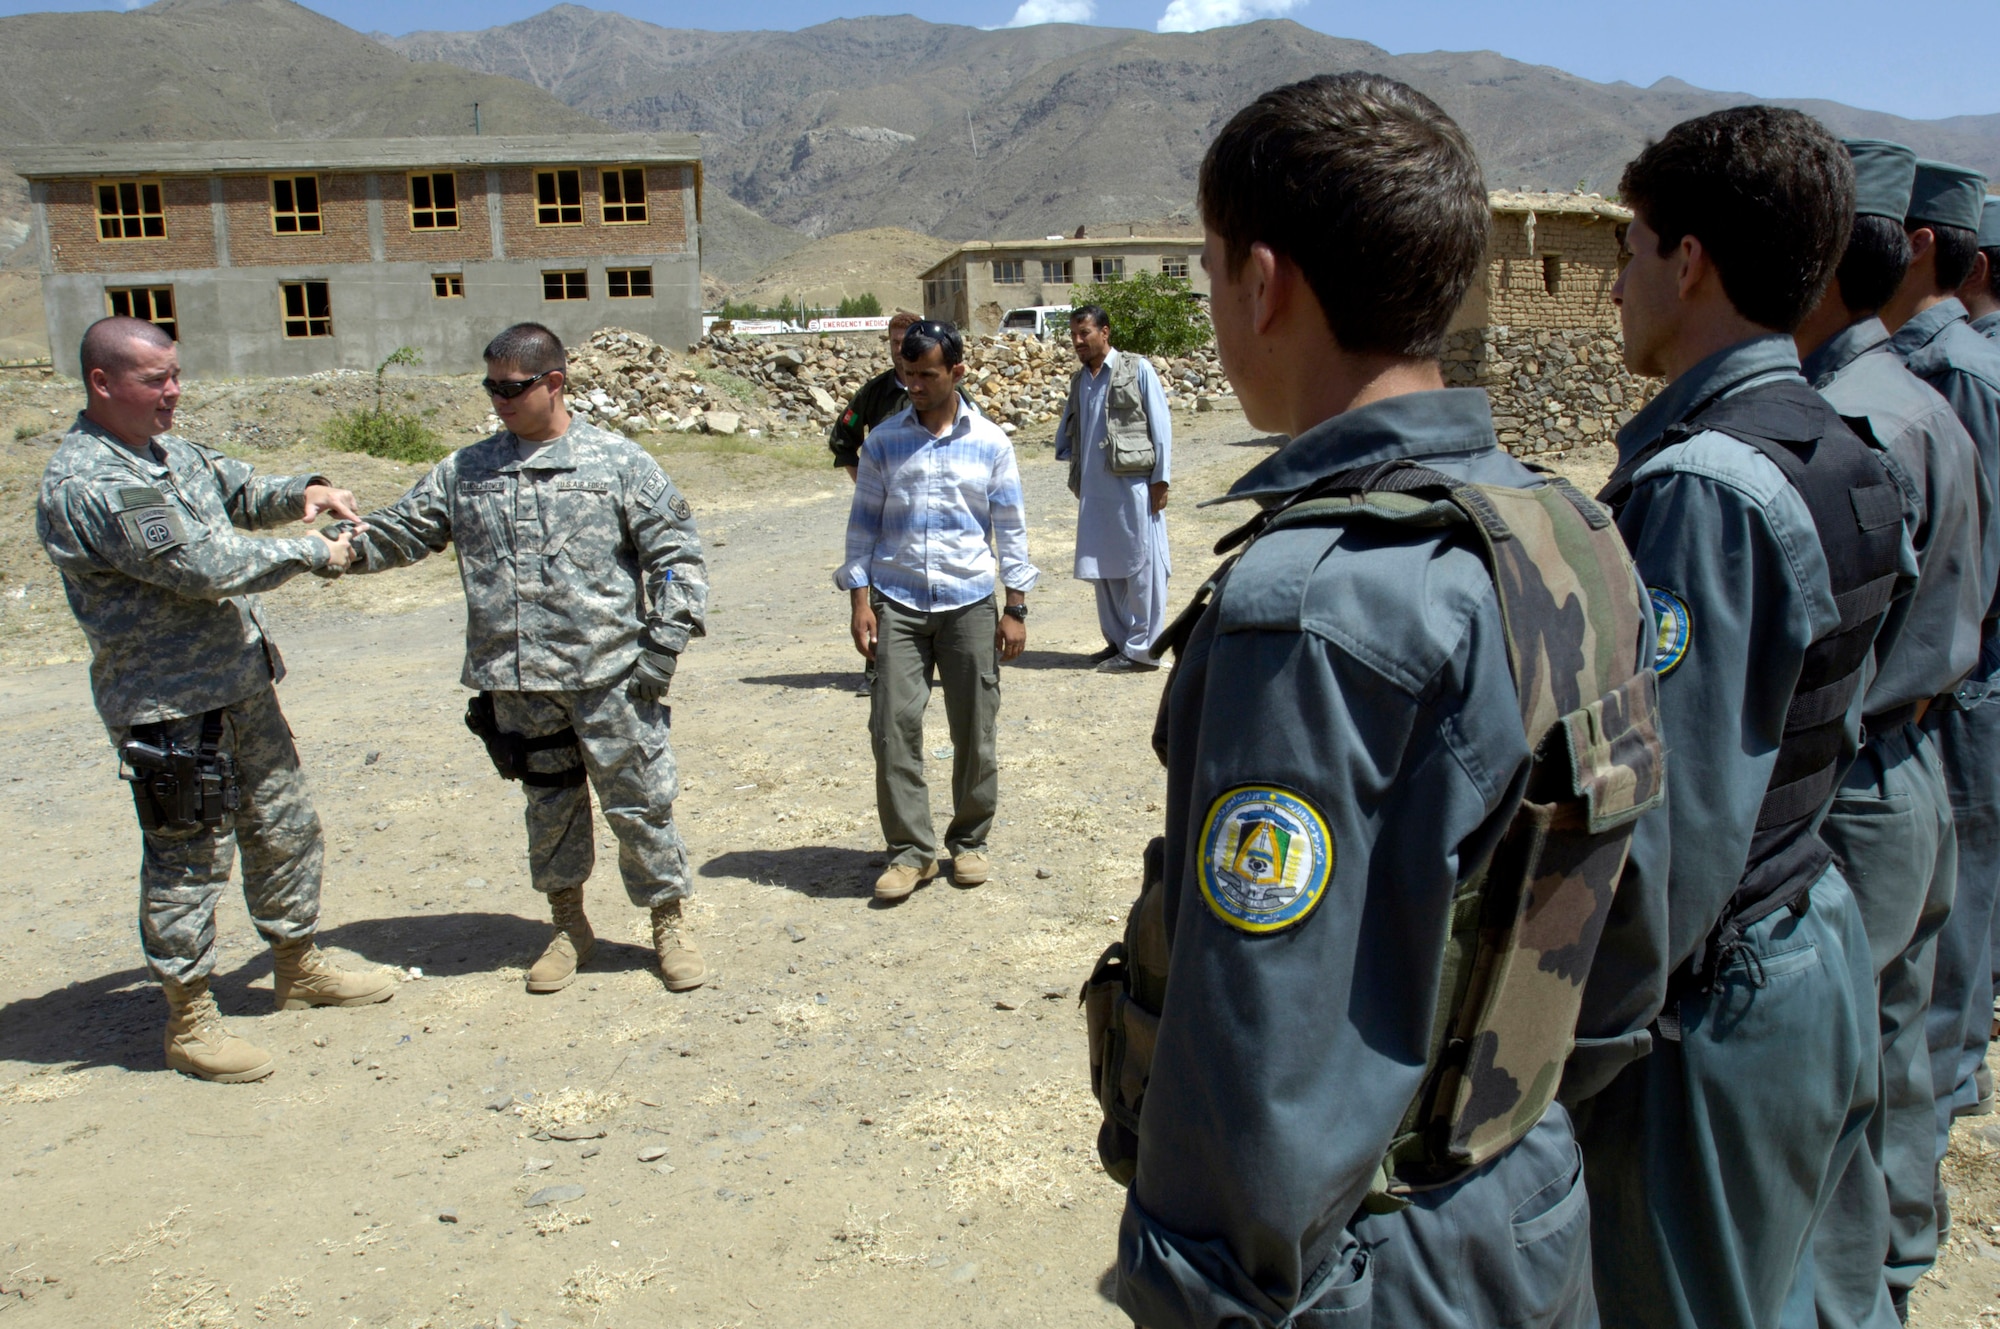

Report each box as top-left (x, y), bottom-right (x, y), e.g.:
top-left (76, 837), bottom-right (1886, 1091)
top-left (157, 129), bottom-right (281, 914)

top-left (527, 886), bottom-right (594, 993)
top-left (271, 938), bottom-right (396, 1011)
top-left (651, 899), bottom-right (707, 991)
top-left (163, 978), bottom-right (274, 1083)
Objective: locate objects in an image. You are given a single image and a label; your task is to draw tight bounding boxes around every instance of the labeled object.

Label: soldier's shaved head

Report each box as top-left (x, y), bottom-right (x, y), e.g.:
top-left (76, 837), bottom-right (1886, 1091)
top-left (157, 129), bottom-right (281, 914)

top-left (79, 317), bottom-right (175, 385)
top-left (483, 323), bottom-right (565, 376)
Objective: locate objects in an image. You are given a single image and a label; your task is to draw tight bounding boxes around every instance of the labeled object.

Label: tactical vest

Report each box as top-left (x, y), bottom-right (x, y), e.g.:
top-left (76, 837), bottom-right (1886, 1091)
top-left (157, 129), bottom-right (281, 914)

top-left (1082, 460), bottom-right (1663, 1197)
top-left (1601, 378), bottom-right (1903, 989)
top-left (1061, 351), bottom-right (1156, 496)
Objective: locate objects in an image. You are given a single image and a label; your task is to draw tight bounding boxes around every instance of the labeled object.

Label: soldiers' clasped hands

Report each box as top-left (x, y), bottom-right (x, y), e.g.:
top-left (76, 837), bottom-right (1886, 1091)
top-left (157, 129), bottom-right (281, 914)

top-left (301, 482), bottom-right (365, 570)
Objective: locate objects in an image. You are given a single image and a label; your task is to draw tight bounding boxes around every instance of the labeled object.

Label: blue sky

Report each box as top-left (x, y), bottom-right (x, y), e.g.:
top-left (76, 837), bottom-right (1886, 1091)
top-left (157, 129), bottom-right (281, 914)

top-left (12, 0), bottom-right (1996, 122)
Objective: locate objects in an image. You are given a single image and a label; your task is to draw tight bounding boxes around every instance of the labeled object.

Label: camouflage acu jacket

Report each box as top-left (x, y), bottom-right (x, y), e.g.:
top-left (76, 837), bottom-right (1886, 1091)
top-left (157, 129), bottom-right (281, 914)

top-left (348, 419), bottom-right (707, 692)
top-left (36, 414), bottom-right (331, 728)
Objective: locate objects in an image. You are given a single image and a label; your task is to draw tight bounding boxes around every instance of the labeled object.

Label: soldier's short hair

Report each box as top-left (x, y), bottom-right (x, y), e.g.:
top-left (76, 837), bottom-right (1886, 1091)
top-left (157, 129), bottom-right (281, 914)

top-left (898, 319), bottom-right (963, 368)
top-left (1833, 215), bottom-right (1912, 316)
top-left (1984, 244), bottom-right (2000, 303)
top-left (79, 316), bottom-right (174, 383)
top-left (1070, 304), bottom-right (1110, 332)
top-left (1621, 106), bottom-right (1853, 333)
top-left (1197, 72), bottom-right (1487, 360)
top-left (483, 323), bottom-right (566, 376)
top-left (1912, 223), bottom-right (1979, 293)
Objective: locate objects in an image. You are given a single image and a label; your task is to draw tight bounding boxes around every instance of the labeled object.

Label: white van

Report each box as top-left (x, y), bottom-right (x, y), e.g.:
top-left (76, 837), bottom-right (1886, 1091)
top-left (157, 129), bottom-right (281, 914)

top-left (999, 305), bottom-right (1073, 340)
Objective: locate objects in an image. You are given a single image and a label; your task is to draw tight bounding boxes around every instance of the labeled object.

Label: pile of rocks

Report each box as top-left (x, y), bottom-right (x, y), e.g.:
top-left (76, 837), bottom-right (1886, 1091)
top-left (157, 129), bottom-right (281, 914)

top-left (1441, 326), bottom-right (1658, 454)
top-left (558, 328), bottom-right (765, 437)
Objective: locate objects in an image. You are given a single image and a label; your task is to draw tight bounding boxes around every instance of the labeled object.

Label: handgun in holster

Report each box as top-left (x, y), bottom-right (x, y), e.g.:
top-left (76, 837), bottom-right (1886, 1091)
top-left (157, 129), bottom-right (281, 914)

top-left (465, 693), bottom-right (585, 788)
top-left (119, 710), bottom-right (239, 831)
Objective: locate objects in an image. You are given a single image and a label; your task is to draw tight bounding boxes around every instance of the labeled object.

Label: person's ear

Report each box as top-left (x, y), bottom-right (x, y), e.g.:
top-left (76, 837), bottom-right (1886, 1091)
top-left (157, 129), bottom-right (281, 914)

top-left (547, 369), bottom-right (566, 396)
top-left (87, 367), bottom-right (110, 401)
top-left (1907, 227), bottom-right (1937, 266)
top-left (1676, 234), bottom-right (1709, 302)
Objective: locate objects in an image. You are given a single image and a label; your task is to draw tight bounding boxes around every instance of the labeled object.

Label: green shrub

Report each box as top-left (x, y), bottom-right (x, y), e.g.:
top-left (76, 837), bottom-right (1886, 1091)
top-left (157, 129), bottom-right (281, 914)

top-left (836, 292), bottom-right (883, 318)
top-left (1070, 272), bottom-right (1211, 357)
top-left (323, 408), bottom-right (446, 464)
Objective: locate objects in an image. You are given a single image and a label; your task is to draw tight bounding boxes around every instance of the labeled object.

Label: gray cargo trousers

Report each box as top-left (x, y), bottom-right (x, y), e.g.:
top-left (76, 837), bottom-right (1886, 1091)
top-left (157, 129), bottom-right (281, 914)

top-left (869, 592), bottom-right (1000, 869)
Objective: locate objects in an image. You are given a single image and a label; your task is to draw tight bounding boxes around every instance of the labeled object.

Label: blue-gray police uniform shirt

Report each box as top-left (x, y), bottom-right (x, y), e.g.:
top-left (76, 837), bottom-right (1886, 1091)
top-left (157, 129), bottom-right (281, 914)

top-left (1116, 388), bottom-right (1660, 1326)
top-left (1805, 318), bottom-right (1984, 708)
top-left (36, 414), bottom-right (332, 727)
top-left (1973, 311), bottom-right (2000, 341)
top-left (1596, 336), bottom-right (1914, 976)
top-left (1889, 298), bottom-right (2000, 626)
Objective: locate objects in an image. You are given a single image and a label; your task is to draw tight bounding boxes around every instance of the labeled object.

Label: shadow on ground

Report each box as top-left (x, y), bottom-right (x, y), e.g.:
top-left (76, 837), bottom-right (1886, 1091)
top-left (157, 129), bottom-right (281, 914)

top-left (699, 845), bottom-right (882, 898)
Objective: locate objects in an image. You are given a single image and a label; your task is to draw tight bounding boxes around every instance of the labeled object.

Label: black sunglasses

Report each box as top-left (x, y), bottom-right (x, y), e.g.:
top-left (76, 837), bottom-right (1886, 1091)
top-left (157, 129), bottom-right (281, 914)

top-left (482, 370), bottom-right (554, 400)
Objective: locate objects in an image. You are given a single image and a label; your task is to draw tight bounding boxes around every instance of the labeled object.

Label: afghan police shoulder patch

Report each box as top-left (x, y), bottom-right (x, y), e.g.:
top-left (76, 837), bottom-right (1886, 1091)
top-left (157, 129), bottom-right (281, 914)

top-left (1198, 785), bottom-right (1334, 934)
top-left (1648, 587), bottom-right (1692, 676)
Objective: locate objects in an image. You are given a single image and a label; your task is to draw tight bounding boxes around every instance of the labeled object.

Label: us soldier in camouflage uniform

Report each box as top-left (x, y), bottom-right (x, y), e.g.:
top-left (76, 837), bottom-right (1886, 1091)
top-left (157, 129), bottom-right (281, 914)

top-left (36, 317), bottom-right (393, 1085)
top-left (344, 324), bottom-right (709, 993)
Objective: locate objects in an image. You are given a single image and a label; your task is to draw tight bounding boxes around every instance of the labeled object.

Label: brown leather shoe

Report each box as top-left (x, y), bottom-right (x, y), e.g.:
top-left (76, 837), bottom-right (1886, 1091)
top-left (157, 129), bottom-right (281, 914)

top-left (874, 859), bottom-right (938, 903)
top-left (527, 886), bottom-right (595, 993)
top-left (950, 851), bottom-right (990, 886)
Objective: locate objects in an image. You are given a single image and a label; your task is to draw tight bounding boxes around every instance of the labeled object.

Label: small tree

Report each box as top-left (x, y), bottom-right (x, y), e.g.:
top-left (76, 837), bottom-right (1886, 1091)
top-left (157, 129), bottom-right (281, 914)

top-left (324, 345), bottom-right (446, 464)
top-left (837, 292), bottom-right (883, 318)
top-left (1069, 272), bottom-right (1210, 357)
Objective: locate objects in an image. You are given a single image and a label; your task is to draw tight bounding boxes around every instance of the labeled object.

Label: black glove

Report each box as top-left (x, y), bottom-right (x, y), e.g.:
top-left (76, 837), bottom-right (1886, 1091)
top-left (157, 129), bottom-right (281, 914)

top-left (628, 649), bottom-right (677, 703)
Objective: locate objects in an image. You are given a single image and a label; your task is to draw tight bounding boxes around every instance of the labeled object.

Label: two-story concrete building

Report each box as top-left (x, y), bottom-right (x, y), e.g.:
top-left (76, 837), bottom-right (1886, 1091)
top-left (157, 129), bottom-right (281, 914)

top-left (16, 134), bottom-right (703, 379)
top-left (919, 228), bottom-right (1206, 336)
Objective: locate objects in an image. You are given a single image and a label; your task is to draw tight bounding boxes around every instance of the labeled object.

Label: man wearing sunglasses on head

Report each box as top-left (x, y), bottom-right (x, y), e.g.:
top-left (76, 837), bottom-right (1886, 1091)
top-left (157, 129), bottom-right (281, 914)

top-left (340, 323), bottom-right (710, 995)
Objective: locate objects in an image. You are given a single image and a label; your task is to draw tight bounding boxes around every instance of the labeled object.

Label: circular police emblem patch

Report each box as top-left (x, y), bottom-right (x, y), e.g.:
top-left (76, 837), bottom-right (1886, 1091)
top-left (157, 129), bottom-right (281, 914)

top-left (1648, 587), bottom-right (1691, 676)
top-left (1198, 786), bottom-right (1334, 933)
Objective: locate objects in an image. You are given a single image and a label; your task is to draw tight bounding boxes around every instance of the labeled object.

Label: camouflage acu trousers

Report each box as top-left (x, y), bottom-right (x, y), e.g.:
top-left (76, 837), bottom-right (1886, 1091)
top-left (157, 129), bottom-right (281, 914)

top-left (491, 679), bottom-right (688, 909)
top-left (111, 684), bottom-right (322, 985)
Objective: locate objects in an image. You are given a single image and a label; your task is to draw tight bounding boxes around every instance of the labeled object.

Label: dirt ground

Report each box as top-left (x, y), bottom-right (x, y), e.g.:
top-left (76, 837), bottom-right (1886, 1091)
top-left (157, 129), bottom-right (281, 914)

top-left (2, 367), bottom-right (1998, 1328)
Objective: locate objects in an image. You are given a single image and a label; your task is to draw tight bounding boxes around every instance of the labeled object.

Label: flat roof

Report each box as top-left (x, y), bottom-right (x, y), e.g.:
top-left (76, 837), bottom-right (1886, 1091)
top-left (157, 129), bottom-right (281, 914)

top-left (922, 235), bottom-right (1199, 279)
top-left (1488, 190), bottom-right (1631, 221)
top-left (12, 134), bottom-right (701, 179)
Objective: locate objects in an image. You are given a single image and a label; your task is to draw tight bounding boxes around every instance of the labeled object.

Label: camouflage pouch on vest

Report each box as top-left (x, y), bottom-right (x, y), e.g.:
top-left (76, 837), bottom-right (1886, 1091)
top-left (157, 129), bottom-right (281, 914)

top-left (1079, 463), bottom-right (1661, 1195)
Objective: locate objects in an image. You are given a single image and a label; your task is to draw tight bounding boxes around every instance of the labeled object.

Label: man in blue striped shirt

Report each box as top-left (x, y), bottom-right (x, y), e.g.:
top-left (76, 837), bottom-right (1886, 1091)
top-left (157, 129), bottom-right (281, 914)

top-left (837, 320), bottom-right (1039, 902)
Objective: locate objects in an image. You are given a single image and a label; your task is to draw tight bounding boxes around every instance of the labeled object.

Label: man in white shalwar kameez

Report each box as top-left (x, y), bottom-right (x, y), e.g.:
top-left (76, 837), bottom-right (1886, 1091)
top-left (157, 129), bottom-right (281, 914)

top-left (1055, 305), bottom-right (1173, 673)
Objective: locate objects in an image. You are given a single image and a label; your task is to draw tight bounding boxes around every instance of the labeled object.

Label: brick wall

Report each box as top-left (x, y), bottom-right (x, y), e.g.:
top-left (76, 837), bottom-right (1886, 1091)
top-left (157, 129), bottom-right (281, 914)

top-left (1485, 213), bottom-right (1623, 331)
top-left (496, 165), bottom-right (689, 260)
top-left (45, 176), bottom-right (215, 274)
top-left (222, 172), bottom-right (370, 267)
top-left (380, 169), bottom-right (495, 264)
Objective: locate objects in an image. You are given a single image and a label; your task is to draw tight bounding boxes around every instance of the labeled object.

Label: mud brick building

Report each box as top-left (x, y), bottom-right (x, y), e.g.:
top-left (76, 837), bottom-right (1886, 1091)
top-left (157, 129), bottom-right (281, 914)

top-left (16, 134), bottom-right (703, 379)
top-left (918, 226), bottom-right (1206, 336)
top-left (1443, 190), bottom-right (1656, 455)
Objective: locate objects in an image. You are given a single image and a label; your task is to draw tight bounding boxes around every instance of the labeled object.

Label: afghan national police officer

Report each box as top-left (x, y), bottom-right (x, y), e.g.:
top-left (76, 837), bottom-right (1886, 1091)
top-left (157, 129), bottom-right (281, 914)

top-left (1962, 196), bottom-right (2000, 339)
top-left (1883, 162), bottom-right (2000, 1195)
top-left (1572, 108), bottom-right (1910, 1329)
top-left (344, 324), bottom-right (710, 994)
top-left (36, 317), bottom-right (393, 1084)
top-left (1781, 139), bottom-right (1984, 1329)
top-left (1098, 73), bottom-right (1665, 1329)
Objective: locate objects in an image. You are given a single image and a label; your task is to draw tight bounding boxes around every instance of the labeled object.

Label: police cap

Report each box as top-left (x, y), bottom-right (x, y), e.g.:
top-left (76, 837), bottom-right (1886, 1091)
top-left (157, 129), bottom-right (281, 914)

top-left (1841, 140), bottom-right (1916, 221)
top-left (1908, 160), bottom-right (1989, 232)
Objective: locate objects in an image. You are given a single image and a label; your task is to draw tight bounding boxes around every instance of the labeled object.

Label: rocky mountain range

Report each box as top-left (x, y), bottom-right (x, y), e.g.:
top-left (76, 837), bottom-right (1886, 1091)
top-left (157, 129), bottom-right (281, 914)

top-left (389, 6), bottom-right (2000, 244)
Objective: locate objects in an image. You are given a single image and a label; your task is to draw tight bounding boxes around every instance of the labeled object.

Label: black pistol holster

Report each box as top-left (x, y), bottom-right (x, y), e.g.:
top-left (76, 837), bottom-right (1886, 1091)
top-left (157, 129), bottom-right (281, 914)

top-left (465, 693), bottom-right (586, 788)
top-left (120, 710), bottom-right (240, 832)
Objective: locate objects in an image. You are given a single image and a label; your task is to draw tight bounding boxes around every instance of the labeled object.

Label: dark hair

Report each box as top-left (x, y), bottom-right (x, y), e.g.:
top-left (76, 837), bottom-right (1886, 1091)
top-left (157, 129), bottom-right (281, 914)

top-left (1619, 106), bottom-right (1853, 332)
top-left (483, 322), bottom-right (566, 375)
top-left (1983, 246), bottom-right (2000, 303)
top-left (1070, 304), bottom-right (1110, 332)
top-left (1909, 224), bottom-right (1980, 292)
top-left (898, 319), bottom-right (963, 368)
top-left (79, 316), bottom-right (173, 382)
top-left (1833, 215), bottom-right (1912, 316)
top-left (1197, 71), bottom-right (1487, 358)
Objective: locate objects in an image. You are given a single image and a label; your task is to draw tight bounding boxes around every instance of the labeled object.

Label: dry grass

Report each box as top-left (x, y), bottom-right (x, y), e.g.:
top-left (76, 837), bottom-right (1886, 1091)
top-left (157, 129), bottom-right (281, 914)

top-left (556, 1257), bottom-right (671, 1306)
top-left (249, 1278), bottom-right (310, 1321)
top-left (0, 1069), bottom-right (88, 1105)
top-left (531, 1209), bottom-right (593, 1236)
top-left (809, 1206), bottom-right (924, 1279)
top-left (96, 1205), bottom-right (192, 1266)
top-left (516, 1086), bottom-right (626, 1133)
top-left (893, 1079), bottom-right (1102, 1208)
top-left (141, 1269), bottom-right (236, 1328)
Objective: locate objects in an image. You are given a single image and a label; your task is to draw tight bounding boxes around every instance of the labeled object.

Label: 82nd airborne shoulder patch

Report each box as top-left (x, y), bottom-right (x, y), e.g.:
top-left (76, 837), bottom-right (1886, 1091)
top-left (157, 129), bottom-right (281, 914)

top-left (1198, 785), bottom-right (1334, 934)
top-left (1648, 587), bottom-right (1692, 676)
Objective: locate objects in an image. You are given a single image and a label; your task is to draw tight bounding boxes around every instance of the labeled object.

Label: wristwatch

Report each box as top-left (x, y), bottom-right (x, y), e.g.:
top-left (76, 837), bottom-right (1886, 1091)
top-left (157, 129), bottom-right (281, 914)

top-left (1002, 602), bottom-right (1028, 622)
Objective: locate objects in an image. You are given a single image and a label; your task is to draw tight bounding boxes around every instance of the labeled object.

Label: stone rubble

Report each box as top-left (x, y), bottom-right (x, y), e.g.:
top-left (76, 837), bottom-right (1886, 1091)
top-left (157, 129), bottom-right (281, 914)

top-left (547, 326), bottom-right (1234, 439)
top-left (1441, 326), bottom-right (1659, 456)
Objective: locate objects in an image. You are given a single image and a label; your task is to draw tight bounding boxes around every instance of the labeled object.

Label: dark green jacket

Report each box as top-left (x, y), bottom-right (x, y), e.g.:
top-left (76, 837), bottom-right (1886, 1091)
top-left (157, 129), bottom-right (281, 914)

top-left (827, 369), bottom-right (909, 469)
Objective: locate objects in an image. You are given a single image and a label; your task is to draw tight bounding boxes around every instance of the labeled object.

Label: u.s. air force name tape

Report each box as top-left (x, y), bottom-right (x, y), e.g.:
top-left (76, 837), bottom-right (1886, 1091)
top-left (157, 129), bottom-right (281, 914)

top-left (1198, 785), bottom-right (1334, 933)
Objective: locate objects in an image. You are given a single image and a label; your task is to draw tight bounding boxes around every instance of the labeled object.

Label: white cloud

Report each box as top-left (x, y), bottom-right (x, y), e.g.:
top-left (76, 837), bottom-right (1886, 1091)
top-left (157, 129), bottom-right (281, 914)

top-left (1001, 0), bottom-right (1096, 27)
top-left (1155, 0), bottom-right (1302, 33)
